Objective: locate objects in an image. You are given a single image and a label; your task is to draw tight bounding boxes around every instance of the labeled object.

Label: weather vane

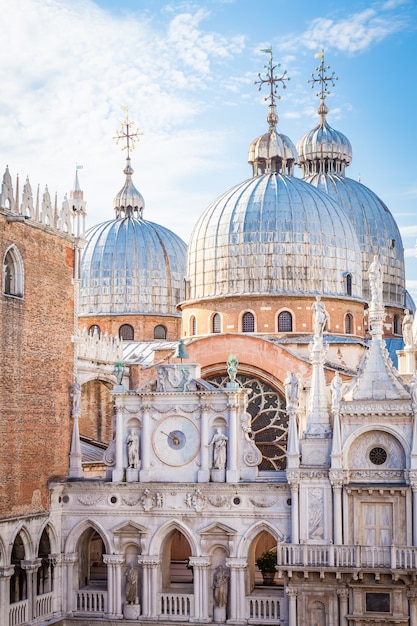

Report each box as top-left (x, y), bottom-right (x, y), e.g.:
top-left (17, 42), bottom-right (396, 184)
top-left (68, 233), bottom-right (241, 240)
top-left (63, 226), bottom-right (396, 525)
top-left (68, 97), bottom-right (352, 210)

top-left (113, 106), bottom-right (143, 159)
top-left (308, 50), bottom-right (338, 101)
top-left (254, 47), bottom-right (290, 106)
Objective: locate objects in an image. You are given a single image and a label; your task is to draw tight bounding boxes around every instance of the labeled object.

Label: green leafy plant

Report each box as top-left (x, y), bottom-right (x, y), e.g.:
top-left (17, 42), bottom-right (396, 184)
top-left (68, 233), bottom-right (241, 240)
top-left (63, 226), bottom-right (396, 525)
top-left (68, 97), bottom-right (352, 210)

top-left (255, 549), bottom-right (277, 573)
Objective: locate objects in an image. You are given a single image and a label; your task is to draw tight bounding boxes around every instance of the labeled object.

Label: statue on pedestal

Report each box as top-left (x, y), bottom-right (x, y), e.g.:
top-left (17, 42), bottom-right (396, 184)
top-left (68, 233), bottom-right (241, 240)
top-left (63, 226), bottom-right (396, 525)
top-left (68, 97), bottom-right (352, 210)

top-left (312, 295), bottom-right (329, 338)
top-left (125, 564), bottom-right (138, 604)
top-left (402, 309), bottom-right (414, 348)
top-left (213, 565), bottom-right (229, 608)
top-left (127, 430), bottom-right (139, 468)
top-left (209, 428), bottom-right (228, 470)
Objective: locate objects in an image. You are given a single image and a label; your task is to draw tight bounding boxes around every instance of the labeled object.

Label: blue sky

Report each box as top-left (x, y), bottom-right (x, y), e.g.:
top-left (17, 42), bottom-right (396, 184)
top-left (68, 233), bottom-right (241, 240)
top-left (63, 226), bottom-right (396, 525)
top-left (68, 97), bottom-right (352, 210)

top-left (1, 0), bottom-right (416, 297)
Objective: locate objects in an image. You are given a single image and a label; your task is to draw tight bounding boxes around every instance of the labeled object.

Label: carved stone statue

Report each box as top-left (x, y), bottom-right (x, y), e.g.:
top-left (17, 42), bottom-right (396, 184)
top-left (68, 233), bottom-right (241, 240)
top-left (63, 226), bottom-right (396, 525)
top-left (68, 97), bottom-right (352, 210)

top-left (368, 255), bottom-right (382, 304)
top-left (71, 378), bottom-right (81, 415)
top-left (312, 295), bottom-right (329, 337)
top-left (213, 565), bottom-right (229, 608)
top-left (127, 430), bottom-right (139, 468)
top-left (402, 309), bottom-right (414, 348)
top-left (284, 371), bottom-right (299, 407)
top-left (410, 374), bottom-right (417, 407)
top-left (125, 563), bottom-right (138, 604)
top-left (227, 355), bottom-right (238, 384)
top-left (209, 428), bottom-right (228, 470)
top-left (331, 372), bottom-right (343, 412)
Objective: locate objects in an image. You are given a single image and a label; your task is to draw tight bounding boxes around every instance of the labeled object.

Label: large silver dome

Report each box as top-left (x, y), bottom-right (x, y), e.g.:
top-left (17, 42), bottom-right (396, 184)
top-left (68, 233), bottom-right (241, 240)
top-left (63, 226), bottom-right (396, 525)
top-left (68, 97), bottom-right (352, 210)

top-left (80, 217), bottom-right (187, 316)
top-left (187, 173), bottom-right (362, 301)
top-left (305, 173), bottom-right (405, 307)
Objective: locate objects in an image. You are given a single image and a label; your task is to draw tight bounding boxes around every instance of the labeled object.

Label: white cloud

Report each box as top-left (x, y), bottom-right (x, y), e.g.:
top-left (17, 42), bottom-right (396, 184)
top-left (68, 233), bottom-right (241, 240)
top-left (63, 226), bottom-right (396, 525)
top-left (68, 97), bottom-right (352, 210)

top-left (278, 5), bottom-right (406, 54)
top-left (0, 0), bottom-right (246, 238)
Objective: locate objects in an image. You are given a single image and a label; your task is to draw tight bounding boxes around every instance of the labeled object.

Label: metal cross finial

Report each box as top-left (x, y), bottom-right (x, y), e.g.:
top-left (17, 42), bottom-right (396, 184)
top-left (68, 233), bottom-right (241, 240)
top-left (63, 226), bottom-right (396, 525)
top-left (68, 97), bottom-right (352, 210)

top-left (113, 106), bottom-right (143, 159)
top-left (254, 47), bottom-right (290, 107)
top-left (308, 50), bottom-right (338, 101)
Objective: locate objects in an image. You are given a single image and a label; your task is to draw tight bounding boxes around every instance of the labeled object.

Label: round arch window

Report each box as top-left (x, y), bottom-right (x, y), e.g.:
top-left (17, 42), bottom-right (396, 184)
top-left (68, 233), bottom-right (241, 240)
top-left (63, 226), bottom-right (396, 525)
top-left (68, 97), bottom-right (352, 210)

top-left (154, 324), bottom-right (167, 340)
top-left (119, 324), bottom-right (134, 341)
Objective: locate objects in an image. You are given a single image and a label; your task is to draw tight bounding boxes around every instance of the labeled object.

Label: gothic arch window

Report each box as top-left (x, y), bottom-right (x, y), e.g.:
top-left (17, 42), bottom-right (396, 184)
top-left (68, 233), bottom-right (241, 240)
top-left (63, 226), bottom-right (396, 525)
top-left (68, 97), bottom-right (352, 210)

top-left (206, 373), bottom-right (288, 470)
top-left (77, 528), bottom-right (107, 591)
top-left (119, 324), bottom-right (134, 341)
top-left (161, 529), bottom-right (193, 591)
top-left (345, 272), bottom-right (352, 296)
top-left (3, 245), bottom-right (24, 297)
top-left (88, 324), bottom-right (101, 338)
top-left (393, 314), bottom-right (400, 335)
top-left (277, 310), bottom-right (292, 332)
top-left (37, 528), bottom-right (53, 595)
top-left (345, 313), bottom-right (353, 334)
top-left (10, 533), bottom-right (27, 603)
top-left (242, 311), bottom-right (255, 333)
top-left (190, 316), bottom-right (196, 336)
top-left (212, 313), bottom-right (221, 334)
top-left (154, 324), bottom-right (167, 340)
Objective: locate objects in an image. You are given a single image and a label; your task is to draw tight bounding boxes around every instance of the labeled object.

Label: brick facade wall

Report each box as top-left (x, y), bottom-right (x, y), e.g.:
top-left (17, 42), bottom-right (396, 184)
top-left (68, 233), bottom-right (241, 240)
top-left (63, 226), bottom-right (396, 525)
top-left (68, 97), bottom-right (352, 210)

top-left (0, 214), bottom-right (75, 517)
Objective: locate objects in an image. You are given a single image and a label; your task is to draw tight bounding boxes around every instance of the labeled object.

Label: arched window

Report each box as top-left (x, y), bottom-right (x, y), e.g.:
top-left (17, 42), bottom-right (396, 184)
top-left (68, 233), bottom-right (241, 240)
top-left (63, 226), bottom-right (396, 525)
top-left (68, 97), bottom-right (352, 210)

top-left (119, 324), bottom-right (134, 341)
top-left (154, 324), bottom-right (167, 340)
top-left (345, 273), bottom-right (352, 296)
top-left (242, 311), bottom-right (255, 333)
top-left (10, 533), bottom-right (26, 603)
top-left (212, 313), bottom-right (221, 334)
top-left (3, 246), bottom-right (24, 297)
top-left (88, 324), bottom-right (101, 338)
top-left (345, 313), bottom-right (353, 334)
top-left (278, 311), bottom-right (293, 332)
top-left (393, 314), bottom-right (399, 335)
top-left (37, 528), bottom-right (53, 595)
top-left (190, 316), bottom-right (196, 336)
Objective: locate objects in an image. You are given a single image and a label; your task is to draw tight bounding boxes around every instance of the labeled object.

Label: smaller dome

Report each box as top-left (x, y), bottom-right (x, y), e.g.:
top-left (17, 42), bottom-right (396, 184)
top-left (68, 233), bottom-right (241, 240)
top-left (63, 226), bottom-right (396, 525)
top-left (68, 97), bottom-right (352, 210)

top-left (113, 157), bottom-right (145, 218)
top-left (248, 103), bottom-right (298, 176)
top-left (297, 102), bottom-right (352, 177)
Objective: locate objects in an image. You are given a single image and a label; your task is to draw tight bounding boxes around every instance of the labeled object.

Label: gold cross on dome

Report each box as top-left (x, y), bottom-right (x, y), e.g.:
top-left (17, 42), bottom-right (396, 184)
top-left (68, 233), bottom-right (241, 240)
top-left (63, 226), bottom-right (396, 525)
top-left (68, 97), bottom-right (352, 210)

top-left (113, 106), bottom-right (143, 159)
top-left (308, 50), bottom-right (338, 101)
top-left (254, 47), bottom-right (290, 106)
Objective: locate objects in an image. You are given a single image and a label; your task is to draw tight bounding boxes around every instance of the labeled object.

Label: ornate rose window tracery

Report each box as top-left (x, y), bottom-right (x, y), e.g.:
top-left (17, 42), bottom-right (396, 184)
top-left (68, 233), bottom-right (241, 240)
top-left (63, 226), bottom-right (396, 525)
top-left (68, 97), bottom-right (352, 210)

top-left (206, 374), bottom-right (288, 470)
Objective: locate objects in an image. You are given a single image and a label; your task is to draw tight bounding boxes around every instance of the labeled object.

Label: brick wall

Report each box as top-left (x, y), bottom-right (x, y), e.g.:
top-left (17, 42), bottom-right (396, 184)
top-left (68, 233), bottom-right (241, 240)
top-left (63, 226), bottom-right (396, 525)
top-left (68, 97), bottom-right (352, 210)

top-left (0, 214), bottom-right (75, 517)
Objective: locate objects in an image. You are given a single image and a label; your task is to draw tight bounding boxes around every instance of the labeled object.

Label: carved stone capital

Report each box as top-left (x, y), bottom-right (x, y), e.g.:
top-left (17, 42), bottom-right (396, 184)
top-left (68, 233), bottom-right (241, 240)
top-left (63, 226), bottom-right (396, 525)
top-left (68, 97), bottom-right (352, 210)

top-left (329, 470), bottom-right (344, 488)
top-left (286, 587), bottom-right (298, 599)
top-left (63, 553), bottom-right (78, 565)
top-left (337, 588), bottom-right (349, 600)
top-left (225, 559), bottom-right (248, 570)
top-left (188, 557), bottom-right (211, 568)
top-left (286, 470), bottom-right (300, 486)
top-left (138, 556), bottom-right (160, 567)
top-left (103, 554), bottom-right (125, 566)
top-left (49, 553), bottom-right (63, 566)
top-left (21, 558), bottom-right (42, 573)
top-left (0, 565), bottom-right (16, 578)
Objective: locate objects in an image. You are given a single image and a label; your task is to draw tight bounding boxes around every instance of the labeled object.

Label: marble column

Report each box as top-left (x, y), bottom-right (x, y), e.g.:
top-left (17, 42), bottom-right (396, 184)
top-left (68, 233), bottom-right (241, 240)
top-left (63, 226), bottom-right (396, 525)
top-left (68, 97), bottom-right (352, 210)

top-left (198, 403), bottom-right (210, 482)
top-left (286, 475), bottom-right (300, 544)
top-left (62, 554), bottom-right (78, 615)
top-left (337, 588), bottom-right (348, 626)
top-left (411, 480), bottom-right (417, 546)
top-left (189, 557), bottom-right (211, 621)
top-left (49, 553), bottom-right (63, 615)
top-left (330, 472), bottom-right (344, 545)
top-left (103, 554), bottom-right (125, 618)
top-left (112, 396), bottom-right (125, 482)
top-left (226, 399), bottom-right (239, 483)
top-left (286, 587), bottom-right (297, 626)
top-left (225, 559), bottom-right (247, 623)
top-left (139, 399), bottom-right (152, 482)
top-left (0, 566), bottom-right (15, 626)
top-left (408, 590), bottom-right (417, 626)
top-left (22, 558), bottom-right (41, 623)
top-left (138, 556), bottom-right (159, 619)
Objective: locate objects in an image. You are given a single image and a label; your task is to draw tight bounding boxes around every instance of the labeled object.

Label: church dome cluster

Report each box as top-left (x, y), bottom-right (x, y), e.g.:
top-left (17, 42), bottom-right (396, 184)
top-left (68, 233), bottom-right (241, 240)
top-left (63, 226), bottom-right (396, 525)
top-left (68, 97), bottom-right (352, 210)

top-left (185, 51), bottom-right (406, 314)
top-left (79, 52), bottom-right (406, 331)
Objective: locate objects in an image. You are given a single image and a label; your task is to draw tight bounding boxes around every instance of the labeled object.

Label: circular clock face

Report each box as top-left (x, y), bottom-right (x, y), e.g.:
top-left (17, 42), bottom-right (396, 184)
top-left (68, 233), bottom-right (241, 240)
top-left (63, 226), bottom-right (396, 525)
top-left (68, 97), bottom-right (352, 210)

top-left (152, 416), bottom-right (200, 466)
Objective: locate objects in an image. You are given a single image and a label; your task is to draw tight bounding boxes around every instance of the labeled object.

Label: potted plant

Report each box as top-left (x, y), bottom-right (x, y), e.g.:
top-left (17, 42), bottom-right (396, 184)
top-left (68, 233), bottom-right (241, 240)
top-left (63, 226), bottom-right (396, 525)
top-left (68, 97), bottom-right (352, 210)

top-left (255, 549), bottom-right (277, 585)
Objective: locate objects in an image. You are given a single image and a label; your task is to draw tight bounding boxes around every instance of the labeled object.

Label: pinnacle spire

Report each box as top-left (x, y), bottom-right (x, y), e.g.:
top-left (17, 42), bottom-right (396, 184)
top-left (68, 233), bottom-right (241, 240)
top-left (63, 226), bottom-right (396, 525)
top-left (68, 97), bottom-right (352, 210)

top-left (308, 50), bottom-right (338, 123)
